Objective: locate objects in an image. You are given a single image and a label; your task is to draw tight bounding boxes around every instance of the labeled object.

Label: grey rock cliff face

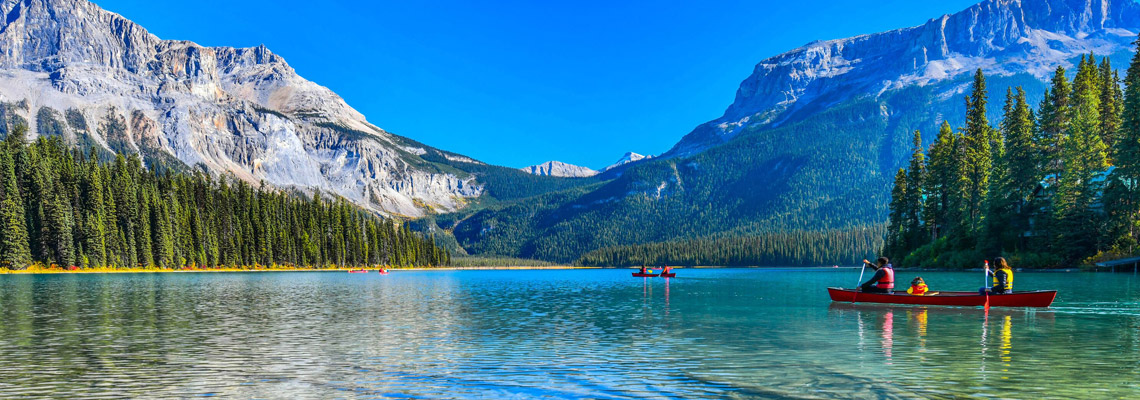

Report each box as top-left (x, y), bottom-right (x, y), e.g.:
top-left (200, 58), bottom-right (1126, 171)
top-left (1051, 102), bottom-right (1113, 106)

top-left (0, 0), bottom-right (482, 217)
top-left (520, 161), bottom-right (598, 177)
top-left (668, 0), bottom-right (1140, 157)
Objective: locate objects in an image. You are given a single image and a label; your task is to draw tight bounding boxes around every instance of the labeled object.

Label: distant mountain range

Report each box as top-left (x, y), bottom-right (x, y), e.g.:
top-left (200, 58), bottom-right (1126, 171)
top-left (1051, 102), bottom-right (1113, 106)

top-left (521, 161), bottom-right (598, 178)
top-left (4, 0), bottom-right (1139, 263)
top-left (519, 152), bottom-right (653, 178)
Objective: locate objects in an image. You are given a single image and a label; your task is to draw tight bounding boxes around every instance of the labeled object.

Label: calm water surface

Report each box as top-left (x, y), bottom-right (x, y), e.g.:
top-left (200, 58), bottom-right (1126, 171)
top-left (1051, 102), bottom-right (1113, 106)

top-left (1, 268), bottom-right (1138, 399)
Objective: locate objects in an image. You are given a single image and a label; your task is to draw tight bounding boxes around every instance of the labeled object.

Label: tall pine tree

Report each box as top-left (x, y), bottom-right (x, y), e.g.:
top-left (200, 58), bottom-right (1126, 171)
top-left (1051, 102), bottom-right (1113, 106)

top-left (1106, 34), bottom-right (1140, 255)
top-left (961, 69), bottom-right (994, 240)
top-left (1054, 54), bottom-right (1110, 260)
top-left (903, 130), bottom-right (926, 251)
top-left (924, 121), bottom-right (958, 242)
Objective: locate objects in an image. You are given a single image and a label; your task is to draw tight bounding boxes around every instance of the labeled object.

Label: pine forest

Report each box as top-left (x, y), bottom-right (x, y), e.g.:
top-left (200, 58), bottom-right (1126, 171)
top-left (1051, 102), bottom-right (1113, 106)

top-left (0, 125), bottom-right (449, 270)
top-left (884, 38), bottom-right (1140, 268)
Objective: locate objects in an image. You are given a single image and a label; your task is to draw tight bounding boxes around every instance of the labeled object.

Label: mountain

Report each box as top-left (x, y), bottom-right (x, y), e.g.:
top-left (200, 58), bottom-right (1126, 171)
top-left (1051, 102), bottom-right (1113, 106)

top-left (444, 0), bottom-right (1140, 263)
top-left (520, 153), bottom-right (653, 178)
top-left (0, 0), bottom-right (489, 218)
top-left (602, 152), bottom-right (651, 172)
top-left (667, 0), bottom-right (1140, 157)
top-left (521, 161), bottom-right (598, 177)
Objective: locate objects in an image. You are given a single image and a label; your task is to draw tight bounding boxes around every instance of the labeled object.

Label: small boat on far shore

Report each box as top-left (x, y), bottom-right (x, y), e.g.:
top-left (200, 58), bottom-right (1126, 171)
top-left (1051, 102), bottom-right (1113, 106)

top-left (348, 270), bottom-right (369, 273)
top-left (827, 287), bottom-right (1056, 308)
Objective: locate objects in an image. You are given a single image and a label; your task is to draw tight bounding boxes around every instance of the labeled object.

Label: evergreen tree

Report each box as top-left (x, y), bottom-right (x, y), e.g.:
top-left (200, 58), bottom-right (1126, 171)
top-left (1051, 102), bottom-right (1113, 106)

top-left (903, 130), bottom-right (926, 251)
top-left (924, 121), bottom-right (957, 241)
top-left (1004, 87), bottom-right (1040, 250)
top-left (886, 169), bottom-right (908, 258)
top-left (962, 69), bottom-right (993, 238)
top-left (0, 197), bottom-right (30, 269)
top-left (1054, 54), bottom-right (1111, 260)
top-left (1039, 66), bottom-right (1071, 177)
top-left (1099, 57), bottom-right (1124, 154)
top-left (0, 127), bottom-right (31, 269)
top-left (983, 89), bottom-right (1015, 253)
top-left (1106, 34), bottom-right (1140, 255)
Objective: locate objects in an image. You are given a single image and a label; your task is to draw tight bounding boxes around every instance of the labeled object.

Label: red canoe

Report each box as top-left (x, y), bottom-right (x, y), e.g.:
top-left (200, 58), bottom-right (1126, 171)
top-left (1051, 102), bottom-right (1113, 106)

top-left (827, 287), bottom-right (1056, 308)
top-left (632, 272), bottom-right (660, 277)
top-left (660, 273), bottom-right (676, 278)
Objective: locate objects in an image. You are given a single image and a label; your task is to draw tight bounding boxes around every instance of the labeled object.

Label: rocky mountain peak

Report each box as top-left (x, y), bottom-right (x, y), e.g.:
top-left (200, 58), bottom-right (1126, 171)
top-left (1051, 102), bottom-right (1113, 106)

top-left (667, 0), bottom-right (1140, 157)
top-left (602, 152), bottom-right (651, 172)
top-left (0, 0), bottom-right (483, 217)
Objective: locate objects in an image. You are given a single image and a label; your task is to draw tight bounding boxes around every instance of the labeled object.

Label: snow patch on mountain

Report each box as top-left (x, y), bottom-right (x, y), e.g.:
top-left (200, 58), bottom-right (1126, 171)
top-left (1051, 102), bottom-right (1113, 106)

top-left (603, 152), bottom-right (652, 172)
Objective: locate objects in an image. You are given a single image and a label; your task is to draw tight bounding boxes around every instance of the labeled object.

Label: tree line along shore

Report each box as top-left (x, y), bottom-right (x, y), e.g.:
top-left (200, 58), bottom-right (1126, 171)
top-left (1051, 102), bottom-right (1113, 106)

top-left (0, 124), bottom-right (450, 272)
top-left (884, 41), bottom-right (1140, 268)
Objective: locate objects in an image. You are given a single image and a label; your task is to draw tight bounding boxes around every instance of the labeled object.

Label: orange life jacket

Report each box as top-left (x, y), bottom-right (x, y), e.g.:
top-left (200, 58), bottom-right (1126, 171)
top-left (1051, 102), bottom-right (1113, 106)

top-left (908, 283), bottom-right (927, 295)
top-left (877, 267), bottom-right (895, 289)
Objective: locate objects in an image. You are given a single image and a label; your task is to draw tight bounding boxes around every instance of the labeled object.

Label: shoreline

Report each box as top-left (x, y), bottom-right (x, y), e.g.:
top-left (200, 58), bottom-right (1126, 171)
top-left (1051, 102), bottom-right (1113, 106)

top-left (3, 265), bottom-right (1107, 275)
top-left (0, 265), bottom-right (598, 275)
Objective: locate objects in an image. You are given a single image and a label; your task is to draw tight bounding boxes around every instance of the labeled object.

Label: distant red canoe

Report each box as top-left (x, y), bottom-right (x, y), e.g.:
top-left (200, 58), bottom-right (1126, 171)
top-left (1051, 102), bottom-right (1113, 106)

top-left (827, 287), bottom-right (1056, 308)
top-left (660, 273), bottom-right (676, 278)
top-left (378, 270), bottom-right (389, 274)
top-left (348, 270), bottom-right (369, 273)
top-left (632, 272), bottom-right (660, 277)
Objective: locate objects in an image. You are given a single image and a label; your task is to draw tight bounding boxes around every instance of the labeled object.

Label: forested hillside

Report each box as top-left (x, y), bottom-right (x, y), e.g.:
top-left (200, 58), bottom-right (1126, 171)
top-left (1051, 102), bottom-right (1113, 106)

top-left (885, 48), bottom-right (1140, 268)
top-left (577, 226), bottom-right (885, 267)
top-left (440, 75), bottom-right (1044, 264)
top-left (0, 124), bottom-right (448, 270)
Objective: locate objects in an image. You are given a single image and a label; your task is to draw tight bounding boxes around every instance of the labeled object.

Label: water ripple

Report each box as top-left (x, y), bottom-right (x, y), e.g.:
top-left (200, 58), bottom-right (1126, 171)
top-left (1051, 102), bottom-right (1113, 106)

top-left (0, 269), bottom-right (1139, 398)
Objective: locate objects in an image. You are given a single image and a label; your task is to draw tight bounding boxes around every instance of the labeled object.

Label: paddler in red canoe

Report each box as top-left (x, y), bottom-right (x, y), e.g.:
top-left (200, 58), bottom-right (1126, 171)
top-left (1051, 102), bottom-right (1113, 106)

top-left (981, 257), bottom-right (1014, 294)
top-left (858, 257), bottom-right (894, 294)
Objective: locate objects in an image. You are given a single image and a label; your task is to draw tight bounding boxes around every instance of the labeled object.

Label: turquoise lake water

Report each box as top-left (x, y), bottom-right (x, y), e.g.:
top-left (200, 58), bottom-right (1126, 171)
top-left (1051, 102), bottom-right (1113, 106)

top-left (0, 268), bottom-right (1138, 399)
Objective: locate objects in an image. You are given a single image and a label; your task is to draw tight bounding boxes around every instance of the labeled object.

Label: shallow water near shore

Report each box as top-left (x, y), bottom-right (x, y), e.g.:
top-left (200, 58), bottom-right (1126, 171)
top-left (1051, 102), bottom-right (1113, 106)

top-left (1, 268), bottom-right (1138, 399)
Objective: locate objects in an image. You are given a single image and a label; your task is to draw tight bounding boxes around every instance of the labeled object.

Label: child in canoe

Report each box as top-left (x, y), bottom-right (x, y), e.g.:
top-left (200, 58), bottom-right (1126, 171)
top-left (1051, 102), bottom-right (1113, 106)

top-left (907, 277), bottom-right (938, 296)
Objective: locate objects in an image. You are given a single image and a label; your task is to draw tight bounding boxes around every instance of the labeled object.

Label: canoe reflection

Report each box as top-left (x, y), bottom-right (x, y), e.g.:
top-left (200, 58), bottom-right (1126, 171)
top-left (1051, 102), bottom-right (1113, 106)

top-left (1001, 314), bottom-right (1012, 379)
top-left (882, 310), bottom-right (894, 363)
top-left (828, 302), bottom-right (1045, 379)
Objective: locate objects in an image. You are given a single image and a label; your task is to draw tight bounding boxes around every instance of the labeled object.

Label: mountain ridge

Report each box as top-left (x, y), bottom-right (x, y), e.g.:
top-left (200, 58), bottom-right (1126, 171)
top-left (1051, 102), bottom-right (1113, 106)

top-left (0, 0), bottom-right (485, 217)
top-left (521, 161), bottom-right (598, 178)
top-left (666, 0), bottom-right (1140, 157)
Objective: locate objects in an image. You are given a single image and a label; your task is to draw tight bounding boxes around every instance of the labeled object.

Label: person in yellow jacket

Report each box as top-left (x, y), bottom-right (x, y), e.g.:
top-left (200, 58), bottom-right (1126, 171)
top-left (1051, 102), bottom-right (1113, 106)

top-left (984, 257), bottom-right (1014, 294)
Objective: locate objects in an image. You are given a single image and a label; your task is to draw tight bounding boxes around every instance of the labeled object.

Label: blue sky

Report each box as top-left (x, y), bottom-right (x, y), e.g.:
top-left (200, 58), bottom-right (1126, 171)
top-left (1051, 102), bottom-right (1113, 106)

top-left (94, 0), bottom-right (980, 169)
